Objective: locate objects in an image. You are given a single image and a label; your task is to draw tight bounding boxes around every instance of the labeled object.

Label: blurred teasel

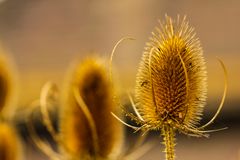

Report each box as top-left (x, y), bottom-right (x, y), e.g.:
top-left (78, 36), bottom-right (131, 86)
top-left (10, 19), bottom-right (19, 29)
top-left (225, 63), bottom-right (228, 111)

top-left (0, 122), bottom-right (22, 160)
top-left (0, 48), bottom-right (17, 120)
top-left (112, 15), bottom-right (228, 160)
top-left (60, 57), bottom-right (123, 160)
top-left (28, 56), bottom-right (124, 160)
top-left (0, 47), bottom-right (22, 160)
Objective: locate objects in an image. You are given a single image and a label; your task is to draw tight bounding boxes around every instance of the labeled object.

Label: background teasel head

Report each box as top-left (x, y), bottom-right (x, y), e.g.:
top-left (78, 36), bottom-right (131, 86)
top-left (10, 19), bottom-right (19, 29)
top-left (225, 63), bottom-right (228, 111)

top-left (0, 122), bottom-right (22, 160)
top-left (0, 47), bottom-right (22, 160)
top-left (0, 48), bottom-right (17, 120)
top-left (60, 56), bottom-right (123, 159)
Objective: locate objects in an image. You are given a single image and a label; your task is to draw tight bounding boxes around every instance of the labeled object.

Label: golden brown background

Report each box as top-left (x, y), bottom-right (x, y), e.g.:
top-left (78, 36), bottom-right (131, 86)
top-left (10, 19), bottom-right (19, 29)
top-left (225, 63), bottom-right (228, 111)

top-left (0, 0), bottom-right (239, 160)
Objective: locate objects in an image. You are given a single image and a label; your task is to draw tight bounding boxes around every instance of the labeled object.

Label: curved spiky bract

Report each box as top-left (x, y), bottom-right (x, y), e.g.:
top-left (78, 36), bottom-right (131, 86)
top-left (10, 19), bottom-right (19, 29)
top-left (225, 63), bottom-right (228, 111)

top-left (0, 122), bottom-right (21, 160)
top-left (60, 57), bottom-right (123, 159)
top-left (135, 16), bottom-right (207, 131)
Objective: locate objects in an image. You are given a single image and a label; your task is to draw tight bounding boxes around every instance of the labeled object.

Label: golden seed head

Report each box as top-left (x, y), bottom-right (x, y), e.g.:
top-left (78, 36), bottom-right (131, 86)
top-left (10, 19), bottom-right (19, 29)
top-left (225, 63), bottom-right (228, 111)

top-left (0, 122), bottom-right (21, 160)
top-left (0, 52), bottom-right (16, 118)
top-left (135, 16), bottom-right (207, 129)
top-left (60, 57), bottom-right (123, 159)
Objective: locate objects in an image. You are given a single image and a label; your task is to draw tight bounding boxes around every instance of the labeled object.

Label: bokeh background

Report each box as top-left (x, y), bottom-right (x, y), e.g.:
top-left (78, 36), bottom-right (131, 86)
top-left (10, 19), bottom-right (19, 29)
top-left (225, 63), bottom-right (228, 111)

top-left (0, 0), bottom-right (239, 160)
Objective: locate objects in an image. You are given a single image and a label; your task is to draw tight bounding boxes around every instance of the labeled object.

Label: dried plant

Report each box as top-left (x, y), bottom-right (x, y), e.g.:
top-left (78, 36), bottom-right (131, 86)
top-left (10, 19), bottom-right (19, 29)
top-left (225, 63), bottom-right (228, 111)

top-left (28, 57), bottom-right (125, 160)
top-left (27, 81), bottom-right (61, 160)
top-left (112, 15), bottom-right (228, 160)
top-left (0, 122), bottom-right (22, 160)
top-left (0, 52), bottom-right (17, 120)
top-left (60, 57), bottom-right (123, 160)
top-left (0, 50), bottom-right (22, 160)
top-left (28, 56), bottom-right (153, 160)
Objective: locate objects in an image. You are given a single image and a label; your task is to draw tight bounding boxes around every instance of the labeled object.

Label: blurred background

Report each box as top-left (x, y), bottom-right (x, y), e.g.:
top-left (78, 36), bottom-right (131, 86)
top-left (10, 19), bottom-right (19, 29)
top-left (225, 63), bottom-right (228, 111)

top-left (0, 0), bottom-right (239, 160)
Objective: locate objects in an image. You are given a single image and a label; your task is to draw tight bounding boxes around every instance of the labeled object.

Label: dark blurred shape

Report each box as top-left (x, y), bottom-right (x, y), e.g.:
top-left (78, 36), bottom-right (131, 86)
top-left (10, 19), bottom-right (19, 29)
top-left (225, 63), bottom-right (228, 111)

top-left (14, 102), bottom-right (59, 146)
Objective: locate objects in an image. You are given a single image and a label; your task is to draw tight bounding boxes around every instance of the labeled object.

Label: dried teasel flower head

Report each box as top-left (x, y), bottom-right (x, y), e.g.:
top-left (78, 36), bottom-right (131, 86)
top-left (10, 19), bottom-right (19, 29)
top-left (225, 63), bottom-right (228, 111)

top-left (133, 15), bottom-right (227, 136)
top-left (112, 15), bottom-right (227, 160)
top-left (0, 122), bottom-right (22, 160)
top-left (60, 56), bottom-right (123, 159)
top-left (135, 15), bottom-right (208, 130)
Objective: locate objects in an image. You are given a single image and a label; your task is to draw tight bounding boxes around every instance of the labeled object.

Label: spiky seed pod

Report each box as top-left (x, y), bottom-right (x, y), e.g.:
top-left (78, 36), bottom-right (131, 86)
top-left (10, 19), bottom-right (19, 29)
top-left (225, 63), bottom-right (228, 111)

top-left (0, 52), bottom-right (16, 118)
top-left (60, 57), bottom-right (123, 159)
top-left (0, 122), bottom-right (22, 160)
top-left (135, 16), bottom-right (207, 130)
top-left (133, 15), bottom-right (208, 160)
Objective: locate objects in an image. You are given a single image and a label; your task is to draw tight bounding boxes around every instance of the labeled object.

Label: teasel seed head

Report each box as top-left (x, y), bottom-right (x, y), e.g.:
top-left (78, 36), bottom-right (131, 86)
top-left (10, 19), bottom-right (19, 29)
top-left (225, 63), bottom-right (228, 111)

top-left (60, 56), bottom-right (123, 159)
top-left (112, 15), bottom-right (227, 160)
top-left (135, 15), bottom-right (207, 131)
top-left (0, 122), bottom-right (22, 160)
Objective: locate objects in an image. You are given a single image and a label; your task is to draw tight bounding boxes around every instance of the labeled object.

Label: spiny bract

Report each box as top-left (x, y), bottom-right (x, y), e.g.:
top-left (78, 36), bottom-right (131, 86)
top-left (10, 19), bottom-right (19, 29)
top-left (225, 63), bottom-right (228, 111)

top-left (60, 57), bottom-right (123, 160)
top-left (135, 15), bottom-right (207, 133)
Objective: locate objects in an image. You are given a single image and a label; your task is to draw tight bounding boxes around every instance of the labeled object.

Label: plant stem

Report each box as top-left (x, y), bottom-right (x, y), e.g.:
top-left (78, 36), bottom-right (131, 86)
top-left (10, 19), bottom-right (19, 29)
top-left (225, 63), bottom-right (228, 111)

top-left (162, 125), bottom-right (176, 160)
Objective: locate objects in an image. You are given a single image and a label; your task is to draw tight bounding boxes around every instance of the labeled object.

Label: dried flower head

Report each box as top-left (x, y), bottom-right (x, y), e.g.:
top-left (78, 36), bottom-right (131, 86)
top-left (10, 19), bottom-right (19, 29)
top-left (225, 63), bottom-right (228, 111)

top-left (60, 57), bottom-right (123, 159)
top-left (136, 15), bottom-right (208, 132)
top-left (28, 56), bottom-right (148, 160)
top-left (0, 122), bottom-right (22, 160)
top-left (0, 48), bottom-right (20, 160)
top-left (112, 15), bottom-right (227, 160)
top-left (0, 52), bottom-right (16, 118)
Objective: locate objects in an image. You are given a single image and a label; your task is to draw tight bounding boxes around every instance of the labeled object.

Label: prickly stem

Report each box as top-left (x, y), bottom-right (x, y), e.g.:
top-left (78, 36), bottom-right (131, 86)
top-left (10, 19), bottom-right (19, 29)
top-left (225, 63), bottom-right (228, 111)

top-left (162, 125), bottom-right (176, 160)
